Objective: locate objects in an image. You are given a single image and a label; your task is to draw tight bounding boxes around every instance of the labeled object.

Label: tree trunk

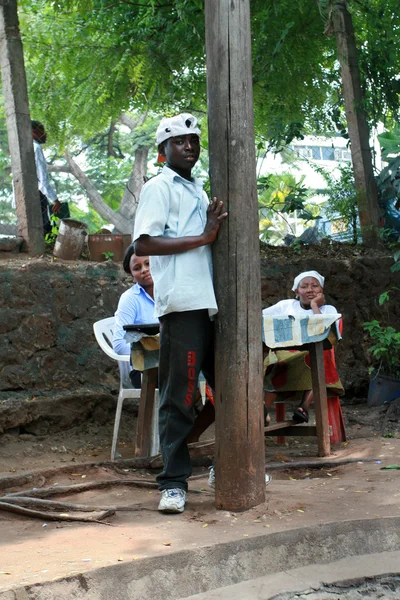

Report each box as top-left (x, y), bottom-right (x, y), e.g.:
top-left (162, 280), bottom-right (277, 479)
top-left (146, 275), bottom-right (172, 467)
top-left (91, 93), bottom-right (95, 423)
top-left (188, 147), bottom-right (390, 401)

top-left (331, 1), bottom-right (381, 246)
top-left (119, 146), bottom-right (148, 221)
top-left (63, 152), bottom-right (133, 234)
top-left (0, 0), bottom-right (44, 254)
top-left (352, 205), bottom-right (358, 244)
top-left (205, 0), bottom-right (265, 511)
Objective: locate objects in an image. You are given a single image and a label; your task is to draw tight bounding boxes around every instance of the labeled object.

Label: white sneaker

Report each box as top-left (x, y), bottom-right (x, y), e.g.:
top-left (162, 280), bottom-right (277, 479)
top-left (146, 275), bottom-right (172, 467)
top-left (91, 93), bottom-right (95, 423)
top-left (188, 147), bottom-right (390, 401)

top-left (208, 466), bottom-right (216, 489)
top-left (208, 467), bottom-right (271, 489)
top-left (158, 488), bottom-right (186, 513)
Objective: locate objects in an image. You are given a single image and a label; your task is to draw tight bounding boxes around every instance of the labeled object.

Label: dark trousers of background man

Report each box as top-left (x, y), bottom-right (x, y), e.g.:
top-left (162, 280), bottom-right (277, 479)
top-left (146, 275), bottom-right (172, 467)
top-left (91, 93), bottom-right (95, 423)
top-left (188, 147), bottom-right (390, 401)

top-left (40, 191), bottom-right (51, 235)
top-left (156, 309), bottom-right (215, 492)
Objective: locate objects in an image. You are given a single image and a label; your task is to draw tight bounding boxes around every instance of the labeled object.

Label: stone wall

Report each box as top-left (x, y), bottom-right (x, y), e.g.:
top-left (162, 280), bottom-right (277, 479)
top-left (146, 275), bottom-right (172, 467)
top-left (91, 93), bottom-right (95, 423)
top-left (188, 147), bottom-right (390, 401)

top-left (0, 260), bottom-right (127, 399)
top-left (0, 254), bottom-right (399, 431)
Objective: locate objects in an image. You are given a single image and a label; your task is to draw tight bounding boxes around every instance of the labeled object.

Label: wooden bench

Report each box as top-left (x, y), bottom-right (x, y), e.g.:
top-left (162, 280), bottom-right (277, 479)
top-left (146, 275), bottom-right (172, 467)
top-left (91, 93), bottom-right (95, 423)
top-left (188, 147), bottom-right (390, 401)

top-left (264, 340), bottom-right (332, 457)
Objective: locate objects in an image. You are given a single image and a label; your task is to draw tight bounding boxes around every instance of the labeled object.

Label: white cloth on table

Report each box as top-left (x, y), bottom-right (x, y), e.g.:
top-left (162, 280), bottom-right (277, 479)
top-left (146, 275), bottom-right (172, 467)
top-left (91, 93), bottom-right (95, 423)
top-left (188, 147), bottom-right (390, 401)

top-left (262, 300), bottom-right (341, 348)
top-left (263, 299), bottom-right (338, 318)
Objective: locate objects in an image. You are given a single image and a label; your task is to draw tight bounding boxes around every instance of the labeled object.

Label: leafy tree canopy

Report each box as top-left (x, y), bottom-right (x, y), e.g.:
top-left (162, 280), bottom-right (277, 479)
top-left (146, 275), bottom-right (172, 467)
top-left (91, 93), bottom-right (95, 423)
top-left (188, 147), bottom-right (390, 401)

top-left (18, 0), bottom-right (400, 149)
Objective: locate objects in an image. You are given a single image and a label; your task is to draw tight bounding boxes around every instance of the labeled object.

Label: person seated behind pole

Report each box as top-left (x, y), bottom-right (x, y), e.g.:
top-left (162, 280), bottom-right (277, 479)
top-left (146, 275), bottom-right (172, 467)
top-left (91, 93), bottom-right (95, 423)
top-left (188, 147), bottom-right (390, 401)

top-left (262, 270), bottom-right (344, 424)
top-left (113, 244), bottom-right (155, 388)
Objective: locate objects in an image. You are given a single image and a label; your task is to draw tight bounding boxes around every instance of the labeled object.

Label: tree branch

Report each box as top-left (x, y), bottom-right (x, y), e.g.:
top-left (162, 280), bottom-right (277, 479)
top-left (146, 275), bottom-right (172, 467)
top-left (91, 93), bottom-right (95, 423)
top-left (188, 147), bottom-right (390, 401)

top-left (47, 164), bottom-right (71, 173)
top-left (64, 152), bottom-right (133, 233)
top-left (118, 111), bottom-right (148, 131)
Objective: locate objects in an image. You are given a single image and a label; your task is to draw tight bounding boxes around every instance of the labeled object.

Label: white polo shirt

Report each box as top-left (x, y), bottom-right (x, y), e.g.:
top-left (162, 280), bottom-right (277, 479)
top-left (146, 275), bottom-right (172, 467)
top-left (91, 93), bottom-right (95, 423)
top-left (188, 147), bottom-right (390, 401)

top-left (133, 166), bottom-right (218, 318)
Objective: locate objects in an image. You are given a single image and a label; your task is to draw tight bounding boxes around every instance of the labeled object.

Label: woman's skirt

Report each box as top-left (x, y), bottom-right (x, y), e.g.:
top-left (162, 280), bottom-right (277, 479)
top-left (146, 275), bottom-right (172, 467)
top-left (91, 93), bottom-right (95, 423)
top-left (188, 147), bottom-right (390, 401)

top-left (263, 347), bottom-right (344, 396)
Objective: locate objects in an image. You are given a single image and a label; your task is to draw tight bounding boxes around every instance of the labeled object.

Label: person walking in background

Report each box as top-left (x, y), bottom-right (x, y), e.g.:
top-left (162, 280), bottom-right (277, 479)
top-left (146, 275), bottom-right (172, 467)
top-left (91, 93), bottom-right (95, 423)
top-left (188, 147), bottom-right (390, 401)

top-left (31, 120), bottom-right (60, 235)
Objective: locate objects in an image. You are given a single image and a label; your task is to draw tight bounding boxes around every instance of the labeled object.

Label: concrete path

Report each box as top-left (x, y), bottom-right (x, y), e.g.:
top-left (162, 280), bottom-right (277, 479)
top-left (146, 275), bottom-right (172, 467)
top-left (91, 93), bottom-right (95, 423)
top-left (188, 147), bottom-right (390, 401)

top-left (182, 550), bottom-right (400, 599)
top-left (1, 517), bottom-right (399, 600)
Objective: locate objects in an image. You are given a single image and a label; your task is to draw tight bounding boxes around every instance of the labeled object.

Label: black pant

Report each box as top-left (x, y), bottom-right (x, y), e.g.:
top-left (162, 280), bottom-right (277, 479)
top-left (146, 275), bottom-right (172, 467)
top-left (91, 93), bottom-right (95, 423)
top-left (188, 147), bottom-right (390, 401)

top-left (129, 370), bottom-right (142, 388)
top-left (156, 310), bottom-right (215, 491)
top-left (40, 192), bottom-right (51, 235)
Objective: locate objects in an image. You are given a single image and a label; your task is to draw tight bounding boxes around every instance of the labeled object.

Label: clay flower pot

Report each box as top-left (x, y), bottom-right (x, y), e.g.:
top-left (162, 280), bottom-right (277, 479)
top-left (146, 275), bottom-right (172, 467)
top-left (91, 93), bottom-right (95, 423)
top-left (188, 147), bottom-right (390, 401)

top-left (88, 234), bottom-right (132, 262)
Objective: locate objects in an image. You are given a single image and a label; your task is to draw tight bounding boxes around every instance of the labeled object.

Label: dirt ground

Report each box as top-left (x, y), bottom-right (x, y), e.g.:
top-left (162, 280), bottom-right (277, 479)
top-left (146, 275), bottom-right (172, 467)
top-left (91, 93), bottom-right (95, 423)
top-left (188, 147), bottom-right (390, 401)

top-left (0, 402), bottom-right (399, 593)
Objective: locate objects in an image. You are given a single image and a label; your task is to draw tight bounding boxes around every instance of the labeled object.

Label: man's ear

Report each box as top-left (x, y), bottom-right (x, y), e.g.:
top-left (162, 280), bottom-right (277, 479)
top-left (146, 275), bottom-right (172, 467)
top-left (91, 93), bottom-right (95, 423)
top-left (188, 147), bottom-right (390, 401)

top-left (157, 143), bottom-right (166, 163)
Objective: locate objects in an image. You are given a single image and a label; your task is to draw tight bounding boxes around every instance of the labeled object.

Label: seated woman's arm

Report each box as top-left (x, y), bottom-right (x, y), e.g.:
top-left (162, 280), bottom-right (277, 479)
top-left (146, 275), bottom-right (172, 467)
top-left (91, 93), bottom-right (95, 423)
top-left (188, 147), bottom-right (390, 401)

top-left (113, 290), bottom-right (138, 356)
top-left (262, 299), bottom-right (292, 317)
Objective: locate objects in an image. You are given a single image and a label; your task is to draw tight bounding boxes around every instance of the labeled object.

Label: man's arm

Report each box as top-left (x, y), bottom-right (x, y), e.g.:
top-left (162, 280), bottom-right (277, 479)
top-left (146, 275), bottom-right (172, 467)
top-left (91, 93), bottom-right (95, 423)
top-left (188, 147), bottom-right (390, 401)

top-left (135, 197), bottom-right (227, 256)
top-left (34, 143), bottom-right (61, 213)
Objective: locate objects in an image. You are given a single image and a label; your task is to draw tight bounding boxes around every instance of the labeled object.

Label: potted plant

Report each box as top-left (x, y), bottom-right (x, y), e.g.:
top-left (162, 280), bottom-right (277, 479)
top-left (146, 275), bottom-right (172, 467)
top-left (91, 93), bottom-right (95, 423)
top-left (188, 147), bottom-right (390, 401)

top-left (87, 231), bottom-right (132, 262)
top-left (364, 293), bottom-right (400, 407)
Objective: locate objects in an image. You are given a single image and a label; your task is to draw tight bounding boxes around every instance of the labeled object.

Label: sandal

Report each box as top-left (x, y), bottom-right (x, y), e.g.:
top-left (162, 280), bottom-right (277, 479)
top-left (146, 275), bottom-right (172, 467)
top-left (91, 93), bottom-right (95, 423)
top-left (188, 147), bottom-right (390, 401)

top-left (292, 406), bottom-right (309, 424)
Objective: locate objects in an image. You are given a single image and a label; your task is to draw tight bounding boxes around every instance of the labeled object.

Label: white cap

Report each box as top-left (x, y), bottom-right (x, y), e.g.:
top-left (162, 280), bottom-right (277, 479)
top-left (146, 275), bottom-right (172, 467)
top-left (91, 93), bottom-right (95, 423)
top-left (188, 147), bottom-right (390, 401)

top-left (292, 270), bottom-right (325, 291)
top-left (156, 113), bottom-right (201, 145)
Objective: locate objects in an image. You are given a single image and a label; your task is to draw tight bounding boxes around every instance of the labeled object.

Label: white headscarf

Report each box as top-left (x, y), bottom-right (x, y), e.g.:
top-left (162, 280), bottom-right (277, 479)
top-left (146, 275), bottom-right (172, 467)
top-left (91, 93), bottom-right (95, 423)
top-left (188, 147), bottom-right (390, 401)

top-left (292, 270), bottom-right (325, 292)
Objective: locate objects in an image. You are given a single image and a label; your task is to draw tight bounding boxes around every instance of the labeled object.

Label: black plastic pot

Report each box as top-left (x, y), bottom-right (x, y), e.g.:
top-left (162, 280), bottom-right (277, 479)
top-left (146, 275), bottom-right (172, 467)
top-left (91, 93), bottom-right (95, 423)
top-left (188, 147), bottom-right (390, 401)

top-left (367, 372), bottom-right (400, 406)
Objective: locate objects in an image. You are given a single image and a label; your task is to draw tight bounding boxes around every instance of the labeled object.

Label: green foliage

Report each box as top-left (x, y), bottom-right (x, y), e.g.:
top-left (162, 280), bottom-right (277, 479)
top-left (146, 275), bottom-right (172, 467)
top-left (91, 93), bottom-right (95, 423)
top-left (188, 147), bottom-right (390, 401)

top-left (19, 0), bottom-right (207, 141)
top-left (378, 125), bottom-right (400, 161)
top-left (257, 172), bottom-right (317, 243)
top-left (69, 203), bottom-right (107, 233)
top-left (10, 0), bottom-right (399, 152)
top-left (363, 320), bottom-right (400, 379)
top-left (364, 227), bottom-right (400, 378)
top-left (251, 0), bottom-right (338, 147)
top-left (0, 0), bottom-right (391, 240)
top-left (102, 251), bottom-right (114, 261)
top-left (376, 125), bottom-right (400, 227)
top-left (378, 291), bottom-right (390, 306)
top-left (0, 101), bottom-right (14, 217)
top-left (313, 163), bottom-right (359, 243)
top-left (44, 215), bottom-right (60, 245)
top-left (2, 0), bottom-right (399, 234)
top-left (376, 154), bottom-right (400, 200)
top-left (353, 0), bottom-right (400, 130)
top-left (0, 199), bottom-right (14, 224)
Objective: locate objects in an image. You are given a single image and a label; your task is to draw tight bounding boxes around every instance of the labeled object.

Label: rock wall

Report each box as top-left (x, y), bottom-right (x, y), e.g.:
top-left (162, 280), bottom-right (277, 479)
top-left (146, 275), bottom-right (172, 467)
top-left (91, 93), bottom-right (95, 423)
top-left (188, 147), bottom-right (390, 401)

top-left (0, 254), bottom-right (399, 432)
top-left (0, 260), bottom-right (127, 400)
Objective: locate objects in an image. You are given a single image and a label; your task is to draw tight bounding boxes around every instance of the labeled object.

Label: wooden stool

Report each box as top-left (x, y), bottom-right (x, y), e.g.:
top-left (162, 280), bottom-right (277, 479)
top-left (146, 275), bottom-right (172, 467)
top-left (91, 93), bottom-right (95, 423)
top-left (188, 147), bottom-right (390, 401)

top-left (273, 395), bottom-right (346, 445)
top-left (265, 341), bottom-right (332, 456)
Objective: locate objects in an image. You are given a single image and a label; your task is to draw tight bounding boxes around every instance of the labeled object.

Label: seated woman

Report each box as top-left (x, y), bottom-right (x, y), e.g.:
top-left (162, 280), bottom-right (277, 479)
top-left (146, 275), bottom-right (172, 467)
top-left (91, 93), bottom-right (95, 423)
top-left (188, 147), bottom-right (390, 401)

top-left (262, 270), bottom-right (344, 424)
top-left (113, 244), bottom-right (155, 388)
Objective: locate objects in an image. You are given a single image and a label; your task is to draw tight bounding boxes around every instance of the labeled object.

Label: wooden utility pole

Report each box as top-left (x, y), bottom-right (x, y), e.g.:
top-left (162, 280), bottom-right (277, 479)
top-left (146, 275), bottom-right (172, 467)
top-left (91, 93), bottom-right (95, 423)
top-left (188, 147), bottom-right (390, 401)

top-left (0, 0), bottom-right (44, 254)
top-left (205, 0), bottom-right (265, 511)
top-left (330, 1), bottom-right (381, 246)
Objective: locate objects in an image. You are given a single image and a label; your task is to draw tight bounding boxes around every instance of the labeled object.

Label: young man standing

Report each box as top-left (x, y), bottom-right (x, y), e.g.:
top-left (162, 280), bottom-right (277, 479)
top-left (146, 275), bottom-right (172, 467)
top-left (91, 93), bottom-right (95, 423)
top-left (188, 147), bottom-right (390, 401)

top-left (134, 113), bottom-right (227, 513)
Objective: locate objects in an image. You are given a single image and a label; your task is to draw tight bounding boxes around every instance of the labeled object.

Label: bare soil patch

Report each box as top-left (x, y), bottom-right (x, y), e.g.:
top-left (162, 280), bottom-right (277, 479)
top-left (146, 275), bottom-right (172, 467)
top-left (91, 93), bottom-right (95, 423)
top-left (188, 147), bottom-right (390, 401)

top-left (0, 400), bottom-right (399, 593)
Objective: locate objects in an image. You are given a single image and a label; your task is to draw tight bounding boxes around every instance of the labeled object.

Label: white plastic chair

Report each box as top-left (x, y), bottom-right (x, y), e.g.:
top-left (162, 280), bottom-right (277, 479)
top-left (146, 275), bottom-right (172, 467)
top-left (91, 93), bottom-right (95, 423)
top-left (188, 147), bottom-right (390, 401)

top-left (93, 316), bottom-right (159, 460)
